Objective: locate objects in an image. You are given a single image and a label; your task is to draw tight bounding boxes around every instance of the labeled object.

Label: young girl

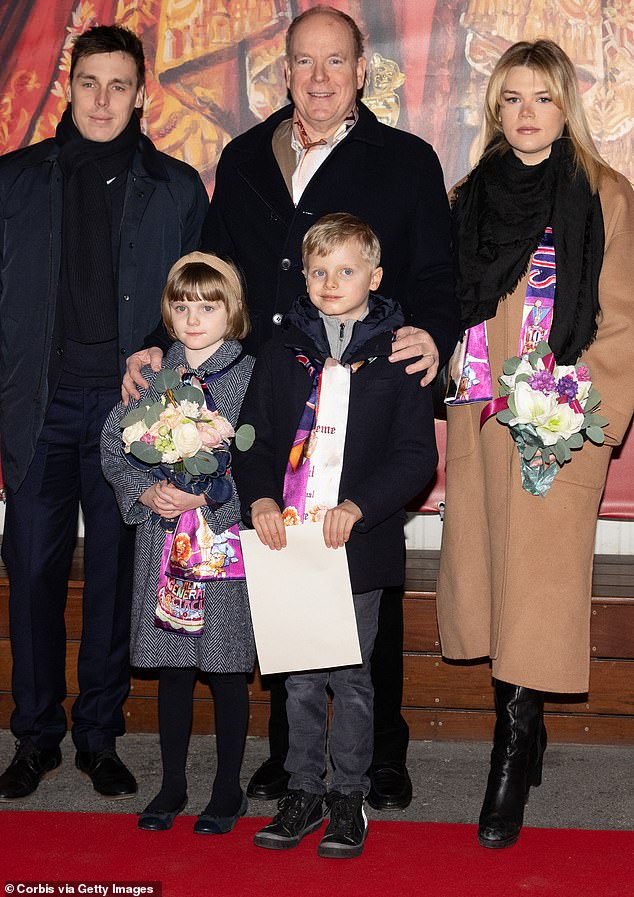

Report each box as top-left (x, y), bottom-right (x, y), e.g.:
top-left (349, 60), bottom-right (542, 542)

top-left (101, 251), bottom-right (255, 833)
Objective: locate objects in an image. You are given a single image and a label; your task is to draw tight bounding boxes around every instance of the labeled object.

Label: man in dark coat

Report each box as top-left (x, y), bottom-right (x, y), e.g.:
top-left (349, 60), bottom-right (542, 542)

top-left (0, 25), bottom-right (208, 801)
top-left (124, 5), bottom-right (459, 809)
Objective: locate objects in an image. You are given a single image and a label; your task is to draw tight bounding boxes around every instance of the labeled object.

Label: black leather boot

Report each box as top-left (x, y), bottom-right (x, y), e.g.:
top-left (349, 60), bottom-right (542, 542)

top-left (477, 679), bottom-right (547, 849)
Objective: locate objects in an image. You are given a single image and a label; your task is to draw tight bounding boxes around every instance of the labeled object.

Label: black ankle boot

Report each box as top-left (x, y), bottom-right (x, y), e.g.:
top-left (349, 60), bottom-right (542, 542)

top-left (477, 679), bottom-right (547, 849)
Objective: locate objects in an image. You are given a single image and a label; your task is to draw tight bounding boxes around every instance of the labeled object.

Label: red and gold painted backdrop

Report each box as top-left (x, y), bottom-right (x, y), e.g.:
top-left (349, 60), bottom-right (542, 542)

top-left (1, 0), bottom-right (632, 194)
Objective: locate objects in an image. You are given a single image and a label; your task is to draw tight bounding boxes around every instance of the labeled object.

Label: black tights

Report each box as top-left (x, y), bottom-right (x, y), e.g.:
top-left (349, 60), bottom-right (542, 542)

top-left (144, 667), bottom-right (249, 816)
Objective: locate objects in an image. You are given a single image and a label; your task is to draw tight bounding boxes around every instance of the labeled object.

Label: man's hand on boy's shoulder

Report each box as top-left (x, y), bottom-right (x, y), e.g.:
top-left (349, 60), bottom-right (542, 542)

top-left (251, 498), bottom-right (287, 550)
top-left (389, 326), bottom-right (439, 386)
top-left (323, 500), bottom-right (363, 549)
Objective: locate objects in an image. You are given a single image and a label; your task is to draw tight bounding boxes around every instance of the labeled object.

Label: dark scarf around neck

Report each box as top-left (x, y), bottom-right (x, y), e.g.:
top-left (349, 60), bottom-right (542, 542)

top-left (55, 107), bottom-right (140, 342)
top-left (451, 138), bottom-right (604, 364)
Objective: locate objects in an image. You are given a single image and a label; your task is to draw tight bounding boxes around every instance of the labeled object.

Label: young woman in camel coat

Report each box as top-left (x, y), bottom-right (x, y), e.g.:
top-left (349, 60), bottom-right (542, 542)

top-left (436, 39), bottom-right (634, 850)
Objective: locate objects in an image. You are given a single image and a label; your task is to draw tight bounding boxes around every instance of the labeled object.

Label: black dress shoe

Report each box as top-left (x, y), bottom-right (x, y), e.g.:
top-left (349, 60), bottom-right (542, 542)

top-left (138, 797), bottom-right (188, 831)
top-left (247, 757), bottom-right (290, 801)
top-left (75, 748), bottom-right (137, 799)
top-left (0, 740), bottom-right (61, 801)
top-left (366, 764), bottom-right (413, 810)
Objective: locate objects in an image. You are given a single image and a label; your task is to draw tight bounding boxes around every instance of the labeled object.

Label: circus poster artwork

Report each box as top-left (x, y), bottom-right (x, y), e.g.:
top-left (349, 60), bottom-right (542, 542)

top-left (0, 0), bottom-right (632, 194)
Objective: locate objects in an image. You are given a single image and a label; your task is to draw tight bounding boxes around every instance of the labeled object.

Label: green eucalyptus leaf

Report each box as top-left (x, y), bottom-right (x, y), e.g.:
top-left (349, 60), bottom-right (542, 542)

top-left (507, 395), bottom-right (518, 417)
top-left (552, 440), bottom-right (566, 465)
top-left (584, 388), bottom-right (601, 412)
top-left (586, 425), bottom-right (605, 445)
top-left (194, 452), bottom-right (219, 474)
top-left (130, 441), bottom-right (161, 464)
top-left (567, 432), bottom-right (584, 450)
top-left (235, 423), bottom-right (256, 452)
top-left (588, 414), bottom-right (608, 428)
top-left (561, 441), bottom-right (572, 462)
top-left (523, 443), bottom-right (538, 461)
top-left (496, 408), bottom-right (514, 424)
top-left (502, 356), bottom-right (521, 376)
top-left (534, 341), bottom-right (551, 357)
top-left (144, 403), bottom-right (163, 427)
top-left (120, 405), bottom-right (150, 428)
top-left (154, 369), bottom-right (181, 392)
top-left (515, 373), bottom-right (531, 383)
top-left (183, 457), bottom-right (200, 476)
top-left (171, 385), bottom-right (206, 407)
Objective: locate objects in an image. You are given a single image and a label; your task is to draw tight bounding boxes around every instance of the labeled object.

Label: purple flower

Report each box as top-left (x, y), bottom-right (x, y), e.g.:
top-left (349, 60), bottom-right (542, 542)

top-left (576, 365), bottom-right (591, 382)
top-left (528, 370), bottom-right (556, 394)
top-left (556, 375), bottom-right (578, 401)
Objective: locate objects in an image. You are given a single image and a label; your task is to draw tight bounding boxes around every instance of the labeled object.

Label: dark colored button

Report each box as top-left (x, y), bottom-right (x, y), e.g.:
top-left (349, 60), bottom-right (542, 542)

top-left (120, 348), bottom-right (126, 356)
top-left (129, 242), bottom-right (134, 249)
top-left (281, 258), bottom-right (291, 270)
top-left (56, 346), bottom-right (64, 356)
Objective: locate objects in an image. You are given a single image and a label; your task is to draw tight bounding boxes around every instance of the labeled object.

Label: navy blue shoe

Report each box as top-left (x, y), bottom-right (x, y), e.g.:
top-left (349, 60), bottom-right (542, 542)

top-left (193, 792), bottom-right (248, 834)
top-left (138, 797), bottom-right (188, 831)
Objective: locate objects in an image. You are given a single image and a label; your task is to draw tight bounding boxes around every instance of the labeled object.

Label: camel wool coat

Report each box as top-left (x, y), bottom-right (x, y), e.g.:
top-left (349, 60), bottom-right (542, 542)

top-left (436, 170), bottom-right (634, 693)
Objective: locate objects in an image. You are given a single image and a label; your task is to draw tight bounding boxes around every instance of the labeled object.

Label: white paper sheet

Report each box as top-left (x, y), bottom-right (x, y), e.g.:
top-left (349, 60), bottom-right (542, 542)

top-left (240, 524), bottom-right (361, 675)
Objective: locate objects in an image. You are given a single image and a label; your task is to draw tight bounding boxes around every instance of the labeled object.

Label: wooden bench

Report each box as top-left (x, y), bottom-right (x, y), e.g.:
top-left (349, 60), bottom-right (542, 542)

top-left (1, 546), bottom-right (633, 742)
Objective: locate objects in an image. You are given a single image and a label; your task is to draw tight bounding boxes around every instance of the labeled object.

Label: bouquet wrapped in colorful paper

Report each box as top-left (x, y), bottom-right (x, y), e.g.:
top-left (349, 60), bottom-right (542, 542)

top-left (481, 342), bottom-right (608, 497)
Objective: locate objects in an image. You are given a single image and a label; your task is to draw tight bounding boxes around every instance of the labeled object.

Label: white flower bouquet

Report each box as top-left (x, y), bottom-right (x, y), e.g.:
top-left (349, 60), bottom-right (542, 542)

top-left (491, 342), bottom-right (607, 496)
top-left (119, 369), bottom-right (254, 528)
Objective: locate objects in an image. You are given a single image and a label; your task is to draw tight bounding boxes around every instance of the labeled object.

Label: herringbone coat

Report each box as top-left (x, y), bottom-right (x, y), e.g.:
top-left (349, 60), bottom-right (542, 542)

top-left (101, 340), bottom-right (255, 673)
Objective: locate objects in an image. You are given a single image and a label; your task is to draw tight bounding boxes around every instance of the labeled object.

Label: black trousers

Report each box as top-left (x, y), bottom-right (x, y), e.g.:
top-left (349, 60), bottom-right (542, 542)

top-left (266, 585), bottom-right (409, 767)
top-left (2, 383), bottom-right (135, 752)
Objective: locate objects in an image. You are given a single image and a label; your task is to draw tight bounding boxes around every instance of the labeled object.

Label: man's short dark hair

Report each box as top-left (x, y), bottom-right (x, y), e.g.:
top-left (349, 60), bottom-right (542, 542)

top-left (70, 24), bottom-right (145, 89)
top-left (285, 5), bottom-right (365, 59)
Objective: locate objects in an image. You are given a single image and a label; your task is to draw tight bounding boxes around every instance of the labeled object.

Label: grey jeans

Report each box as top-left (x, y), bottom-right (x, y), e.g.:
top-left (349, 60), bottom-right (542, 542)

top-left (285, 589), bottom-right (382, 796)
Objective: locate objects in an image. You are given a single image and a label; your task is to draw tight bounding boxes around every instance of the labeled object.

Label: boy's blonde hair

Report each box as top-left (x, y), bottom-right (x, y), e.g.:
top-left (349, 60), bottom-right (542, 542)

top-left (302, 213), bottom-right (381, 269)
top-left (480, 39), bottom-right (613, 193)
top-left (161, 251), bottom-right (250, 341)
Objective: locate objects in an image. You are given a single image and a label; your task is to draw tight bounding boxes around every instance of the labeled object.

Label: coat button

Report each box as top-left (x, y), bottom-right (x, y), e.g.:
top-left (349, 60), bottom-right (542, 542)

top-left (272, 313), bottom-right (283, 325)
top-left (280, 258), bottom-right (291, 270)
top-left (56, 346), bottom-right (64, 356)
top-left (122, 294), bottom-right (130, 301)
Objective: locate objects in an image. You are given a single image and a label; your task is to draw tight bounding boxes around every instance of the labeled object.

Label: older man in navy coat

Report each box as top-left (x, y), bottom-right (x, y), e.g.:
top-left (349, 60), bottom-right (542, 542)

top-left (125, 5), bottom-right (459, 810)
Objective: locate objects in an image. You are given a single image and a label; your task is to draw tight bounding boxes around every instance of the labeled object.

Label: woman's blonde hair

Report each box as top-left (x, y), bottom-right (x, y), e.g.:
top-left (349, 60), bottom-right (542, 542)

top-left (480, 39), bottom-right (612, 193)
top-left (160, 252), bottom-right (250, 341)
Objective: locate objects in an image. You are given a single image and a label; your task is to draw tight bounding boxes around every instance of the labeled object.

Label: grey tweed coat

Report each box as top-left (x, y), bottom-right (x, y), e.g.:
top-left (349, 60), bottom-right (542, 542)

top-left (101, 340), bottom-right (256, 673)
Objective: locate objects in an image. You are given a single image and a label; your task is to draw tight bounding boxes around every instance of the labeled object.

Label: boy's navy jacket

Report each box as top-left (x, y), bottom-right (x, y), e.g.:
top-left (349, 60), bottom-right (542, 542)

top-left (232, 294), bottom-right (438, 593)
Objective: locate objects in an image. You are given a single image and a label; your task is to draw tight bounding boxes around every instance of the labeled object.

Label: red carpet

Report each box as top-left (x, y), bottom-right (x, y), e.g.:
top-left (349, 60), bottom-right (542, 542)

top-left (1, 812), bottom-right (632, 897)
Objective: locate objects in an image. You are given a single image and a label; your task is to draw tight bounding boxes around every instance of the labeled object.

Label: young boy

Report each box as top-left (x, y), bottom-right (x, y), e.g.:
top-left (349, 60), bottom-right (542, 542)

top-left (232, 213), bottom-right (438, 858)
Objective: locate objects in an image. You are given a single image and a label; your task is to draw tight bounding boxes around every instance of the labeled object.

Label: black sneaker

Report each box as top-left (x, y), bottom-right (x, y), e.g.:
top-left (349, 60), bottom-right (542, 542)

top-left (318, 791), bottom-right (368, 859)
top-left (254, 789), bottom-right (324, 850)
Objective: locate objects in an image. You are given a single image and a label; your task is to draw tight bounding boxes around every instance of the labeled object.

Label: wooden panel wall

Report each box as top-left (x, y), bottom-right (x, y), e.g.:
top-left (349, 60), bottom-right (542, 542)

top-left (1, 549), bottom-right (633, 742)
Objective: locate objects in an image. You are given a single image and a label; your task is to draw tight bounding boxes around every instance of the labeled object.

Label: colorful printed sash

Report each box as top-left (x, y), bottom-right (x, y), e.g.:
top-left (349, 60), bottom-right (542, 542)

top-left (282, 351), bottom-right (368, 526)
top-left (446, 227), bottom-right (556, 406)
top-left (154, 358), bottom-right (246, 637)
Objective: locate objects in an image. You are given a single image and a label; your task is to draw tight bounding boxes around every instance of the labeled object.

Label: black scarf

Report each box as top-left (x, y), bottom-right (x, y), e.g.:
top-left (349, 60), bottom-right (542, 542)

top-left (55, 107), bottom-right (140, 342)
top-left (451, 138), bottom-right (604, 364)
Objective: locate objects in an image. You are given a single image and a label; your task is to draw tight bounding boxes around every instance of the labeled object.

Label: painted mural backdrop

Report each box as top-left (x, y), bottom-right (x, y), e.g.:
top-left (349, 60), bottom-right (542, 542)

top-left (1, 0), bottom-right (632, 193)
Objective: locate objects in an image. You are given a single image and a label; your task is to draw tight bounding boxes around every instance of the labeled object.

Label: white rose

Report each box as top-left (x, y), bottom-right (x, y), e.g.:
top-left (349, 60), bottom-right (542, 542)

top-left (172, 422), bottom-right (203, 458)
top-left (576, 380), bottom-right (592, 405)
top-left (535, 403), bottom-right (585, 446)
top-left (508, 380), bottom-right (558, 427)
top-left (122, 420), bottom-right (147, 450)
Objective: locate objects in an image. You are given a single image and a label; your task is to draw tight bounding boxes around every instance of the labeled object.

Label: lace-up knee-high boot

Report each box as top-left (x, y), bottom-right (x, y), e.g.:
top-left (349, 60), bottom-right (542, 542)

top-left (477, 679), bottom-right (547, 849)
